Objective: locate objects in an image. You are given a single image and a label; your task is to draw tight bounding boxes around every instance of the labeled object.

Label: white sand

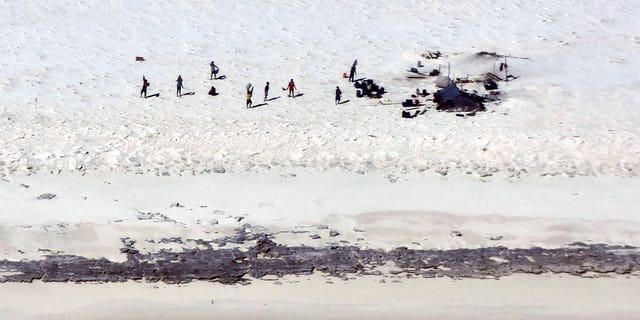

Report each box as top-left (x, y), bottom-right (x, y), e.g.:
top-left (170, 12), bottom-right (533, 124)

top-left (2, 275), bottom-right (640, 319)
top-left (0, 172), bottom-right (638, 262)
top-left (1, 1), bottom-right (639, 318)
top-left (0, 0), bottom-right (639, 177)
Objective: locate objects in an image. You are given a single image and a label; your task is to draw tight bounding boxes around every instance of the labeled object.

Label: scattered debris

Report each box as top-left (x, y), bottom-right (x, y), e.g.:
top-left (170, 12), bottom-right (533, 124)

top-left (170, 202), bottom-right (185, 208)
top-left (158, 237), bottom-right (184, 244)
top-left (484, 78), bottom-right (498, 90)
top-left (136, 211), bottom-right (176, 223)
top-left (402, 109), bottom-right (421, 119)
top-left (401, 99), bottom-right (424, 108)
top-left (414, 88), bottom-right (430, 97)
top-left (450, 231), bottom-right (463, 237)
top-left (435, 168), bottom-right (448, 176)
top-left (434, 83), bottom-right (486, 113)
top-left (37, 193), bottom-right (56, 200)
top-left (354, 79), bottom-right (385, 98)
top-left (421, 51), bottom-right (442, 60)
top-left (476, 51), bottom-right (530, 60)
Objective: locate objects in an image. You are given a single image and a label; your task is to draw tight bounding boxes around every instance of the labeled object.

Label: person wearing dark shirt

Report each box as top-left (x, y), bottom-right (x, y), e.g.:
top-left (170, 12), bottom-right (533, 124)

top-left (140, 76), bottom-right (149, 98)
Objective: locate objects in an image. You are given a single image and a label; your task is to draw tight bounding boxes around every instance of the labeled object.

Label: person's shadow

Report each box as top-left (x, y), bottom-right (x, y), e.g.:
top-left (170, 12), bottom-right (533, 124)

top-left (293, 93), bottom-right (304, 98)
top-left (213, 75), bottom-right (227, 80)
top-left (181, 92), bottom-right (195, 96)
top-left (146, 93), bottom-right (160, 98)
top-left (266, 96), bottom-right (281, 101)
top-left (250, 103), bottom-right (268, 108)
top-left (338, 99), bottom-right (350, 104)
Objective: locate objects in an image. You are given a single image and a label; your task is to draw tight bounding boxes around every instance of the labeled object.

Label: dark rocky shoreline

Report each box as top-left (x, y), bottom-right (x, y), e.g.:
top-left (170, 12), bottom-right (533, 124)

top-left (1, 234), bottom-right (638, 284)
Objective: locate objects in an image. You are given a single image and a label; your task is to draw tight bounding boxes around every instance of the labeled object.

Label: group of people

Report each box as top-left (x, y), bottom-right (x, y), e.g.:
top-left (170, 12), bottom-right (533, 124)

top-left (140, 74), bottom-right (185, 98)
top-left (140, 59), bottom-right (354, 106)
top-left (245, 79), bottom-right (297, 108)
top-left (140, 61), bottom-right (218, 99)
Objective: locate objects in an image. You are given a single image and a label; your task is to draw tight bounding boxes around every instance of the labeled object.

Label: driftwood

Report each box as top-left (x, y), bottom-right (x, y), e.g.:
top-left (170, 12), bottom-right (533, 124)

top-left (477, 51), bottom-right (531, 60)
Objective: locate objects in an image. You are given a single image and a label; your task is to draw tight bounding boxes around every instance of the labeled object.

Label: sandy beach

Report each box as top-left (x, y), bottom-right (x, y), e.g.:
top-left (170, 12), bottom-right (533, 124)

top-left (3, 275), bottom-right (640, 319)
top-left (1, 0), bottom-right (639, 318)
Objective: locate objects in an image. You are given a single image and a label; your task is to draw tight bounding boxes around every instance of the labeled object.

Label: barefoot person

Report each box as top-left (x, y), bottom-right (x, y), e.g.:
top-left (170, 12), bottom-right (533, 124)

top-left (140, 76), bottom-right (149, 98)
top-left (246, 84), bottom-right (253, 108)
top-left (210, 61), bottom-right (219, 80)
top-left (176, 75), bottom-right (183, 97)
top-left (287, 79), bottom-right (296, 98)
top-left (348, 60), bottom-right (357, 82)
top-left (335, 86), bottom-right (342, 104)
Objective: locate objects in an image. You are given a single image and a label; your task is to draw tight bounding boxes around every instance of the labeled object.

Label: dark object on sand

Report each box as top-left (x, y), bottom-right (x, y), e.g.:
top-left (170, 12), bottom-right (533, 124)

top-left (136, 56), bottom-right (145, 62)
top-left (421, 51), bottom-right (442, 59)
top-left (402, 110), bottom-right (419, 118)
top-left (415, 89), bottom-right (429, 97)
top-left (402, 99), bottom-right (424, 107)
top-left (484, 79), bottom-right (498, 90)
top-left (355, 79), bottom-right (386, 98)
top-left (477, 51), bottom-right (531, 60)
top-left (37, 193), bottom-right (56, 200)
top-left (434, 83), bottom-right (486, 113)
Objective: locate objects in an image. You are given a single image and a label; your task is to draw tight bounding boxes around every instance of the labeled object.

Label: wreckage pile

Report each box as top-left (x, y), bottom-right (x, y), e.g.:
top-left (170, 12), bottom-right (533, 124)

top-left (433, 83), bottom-right (486, 113)
top-left (355, 79), bottom-right (386, 98)
top-left (398, 50), bottom-right (526, 118)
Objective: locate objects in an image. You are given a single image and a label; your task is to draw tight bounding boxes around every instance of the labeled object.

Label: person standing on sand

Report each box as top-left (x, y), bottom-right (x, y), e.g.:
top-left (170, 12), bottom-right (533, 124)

top-left (246, 84), bottom-right (254, 108)
top-left (140, 76), bottom-right (149, 98)
top-left (264, 82), bottom-right (270, 101)
top-left (176, 75), bottom-right (183, 97)
top-left (335, 86), bottom-right (342, 104)
top-left (210, 61), bottom-right (219, 80)
top-left (348, 60), bottom-right (357, 82)
top-left (287, 79), bottom-right (296, 97)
